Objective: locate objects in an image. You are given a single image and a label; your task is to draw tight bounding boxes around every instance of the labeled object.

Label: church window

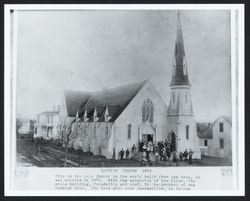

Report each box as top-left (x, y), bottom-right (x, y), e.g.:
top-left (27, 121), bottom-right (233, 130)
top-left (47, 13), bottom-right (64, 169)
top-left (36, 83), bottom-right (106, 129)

top-left (142, 99), bottom-right (154, 122)
top-left (127, 124), bottom-right (131, 139)
top-left (204, 140), bottom-right (207, 146)
top-left (186, 125), bottom-right (189, 140)
top-left (219, 123), bottom-right (224, 132)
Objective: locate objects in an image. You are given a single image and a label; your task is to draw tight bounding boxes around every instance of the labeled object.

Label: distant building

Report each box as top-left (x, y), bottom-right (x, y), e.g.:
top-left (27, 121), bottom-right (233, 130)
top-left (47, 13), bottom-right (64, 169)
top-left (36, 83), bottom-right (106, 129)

top-left (18, 119), bottom-right (35, 135)
top-left (34, 107), bottom-right (61, 139)
top-left (197, 116), bottom-right (232, 158)
top-left (197, 123), bottom-right (213, 156)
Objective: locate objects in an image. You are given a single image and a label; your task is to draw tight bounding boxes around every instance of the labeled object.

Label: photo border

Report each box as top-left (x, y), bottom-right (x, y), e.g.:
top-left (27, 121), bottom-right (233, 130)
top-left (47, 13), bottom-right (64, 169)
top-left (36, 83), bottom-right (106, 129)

top-left (3, 3), bottom-right (245, 197)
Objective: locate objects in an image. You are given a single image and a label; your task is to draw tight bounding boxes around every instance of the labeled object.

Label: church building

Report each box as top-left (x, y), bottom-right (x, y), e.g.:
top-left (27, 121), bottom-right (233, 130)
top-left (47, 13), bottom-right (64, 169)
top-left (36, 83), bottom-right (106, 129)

top-left (67, 80), bottom-right (169, 159)
top-left (40, 12), bottom-right (201, 160)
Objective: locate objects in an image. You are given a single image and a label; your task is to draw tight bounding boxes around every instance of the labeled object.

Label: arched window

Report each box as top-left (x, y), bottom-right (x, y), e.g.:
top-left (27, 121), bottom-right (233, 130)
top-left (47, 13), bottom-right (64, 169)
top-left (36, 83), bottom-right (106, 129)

top-left (186, 125), bottom-right (189, 140)
top-left (142, 99), bottom-right (154, 123)
top-left (127, 124), bottom-right (132, 139)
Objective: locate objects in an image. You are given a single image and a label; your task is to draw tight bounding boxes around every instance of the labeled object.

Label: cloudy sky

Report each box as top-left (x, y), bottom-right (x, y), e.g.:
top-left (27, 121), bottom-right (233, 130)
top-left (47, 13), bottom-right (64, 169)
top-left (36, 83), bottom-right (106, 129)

top-left (16, 9), bottom-right (231, 122)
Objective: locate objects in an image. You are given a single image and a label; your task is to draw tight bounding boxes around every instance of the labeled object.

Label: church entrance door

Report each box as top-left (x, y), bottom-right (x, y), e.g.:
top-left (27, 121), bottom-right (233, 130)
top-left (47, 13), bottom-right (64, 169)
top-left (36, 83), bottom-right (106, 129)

top-left (170, 132), bottom-right (176, 151)
top-left (142, 134), bottom-right (153, 143)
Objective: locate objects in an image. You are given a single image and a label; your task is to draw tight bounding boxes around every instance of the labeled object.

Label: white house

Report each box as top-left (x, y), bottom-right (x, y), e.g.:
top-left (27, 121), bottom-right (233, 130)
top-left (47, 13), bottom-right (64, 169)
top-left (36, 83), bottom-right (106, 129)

top-left (210, 116), bottom-right (232, 158)
top-left (197, 116), bottom-right (232, 159)
top-left (34, 107), bottom-right (61, 139)
top-left (197, 123), bottom-right (212, 156)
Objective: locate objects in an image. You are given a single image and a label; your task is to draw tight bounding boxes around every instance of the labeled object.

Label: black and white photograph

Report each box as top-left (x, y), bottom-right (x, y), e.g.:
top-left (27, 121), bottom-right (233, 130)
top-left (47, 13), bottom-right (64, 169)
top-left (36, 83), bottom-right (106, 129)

top-left (4, 4), bottom-right (244, 196)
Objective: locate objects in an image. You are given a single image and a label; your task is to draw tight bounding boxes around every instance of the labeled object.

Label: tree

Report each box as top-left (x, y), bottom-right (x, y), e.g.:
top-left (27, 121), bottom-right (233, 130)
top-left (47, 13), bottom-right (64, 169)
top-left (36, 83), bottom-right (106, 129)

top-left (16, 118), bottom-right (23, 136)
top-left (62, 118), bottom-right (76, 167)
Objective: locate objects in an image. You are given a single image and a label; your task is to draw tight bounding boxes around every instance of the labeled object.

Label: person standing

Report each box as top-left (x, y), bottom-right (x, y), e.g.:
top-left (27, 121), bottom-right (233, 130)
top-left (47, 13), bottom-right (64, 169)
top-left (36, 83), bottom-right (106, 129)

top-left (184, 149), bottom-right (188, 161)
top-left (179, 152), bottom-right (183, 161)
top-left (125, 148), bottom-right (130, 159)
top-left (188, 149), bottom-right (193, 164)
top-left (132, 144), bottom-right (136, 154)
top-left (173, 151), bottom-right (177, 162)
top-left (120, 148), bottom-right (124, 160)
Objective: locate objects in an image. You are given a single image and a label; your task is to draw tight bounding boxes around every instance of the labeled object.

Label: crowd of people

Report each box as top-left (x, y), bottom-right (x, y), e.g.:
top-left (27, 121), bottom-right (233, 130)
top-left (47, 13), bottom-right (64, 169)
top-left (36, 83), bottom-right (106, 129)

top-left (118, 140), bottom-right (194, 166)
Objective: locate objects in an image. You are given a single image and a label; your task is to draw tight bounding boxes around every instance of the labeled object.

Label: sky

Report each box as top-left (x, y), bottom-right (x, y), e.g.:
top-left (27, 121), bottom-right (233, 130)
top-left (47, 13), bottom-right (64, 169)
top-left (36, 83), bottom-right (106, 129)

top-left (16, 9), bottom-right (231, 122)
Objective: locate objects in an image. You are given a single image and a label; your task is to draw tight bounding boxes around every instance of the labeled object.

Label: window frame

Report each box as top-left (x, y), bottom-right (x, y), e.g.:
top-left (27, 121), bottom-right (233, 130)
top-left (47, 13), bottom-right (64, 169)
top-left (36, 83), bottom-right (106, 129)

top-left (142, 99), bottom-right (154, 123)
top-left (219, 122), bottom-right (224, 132)
top-left (219, 138), bottom-right (224, 149)
top-left (127, 124), bottom-right (132, 140)
top-left (186, 125), bottom-right (189, 140)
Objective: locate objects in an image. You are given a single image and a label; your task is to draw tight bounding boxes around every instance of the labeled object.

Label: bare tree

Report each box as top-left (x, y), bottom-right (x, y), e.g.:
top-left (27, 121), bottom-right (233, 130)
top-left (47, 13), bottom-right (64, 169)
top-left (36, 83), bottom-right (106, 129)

top-left (63, 118), bottom-right (76, 167)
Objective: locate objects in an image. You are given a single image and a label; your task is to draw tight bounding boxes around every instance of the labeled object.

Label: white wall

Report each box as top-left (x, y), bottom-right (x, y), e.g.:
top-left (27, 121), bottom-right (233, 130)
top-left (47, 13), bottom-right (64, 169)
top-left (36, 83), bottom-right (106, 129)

top-left (167, 85), bottom-right (201, 159)
top-left (199, 138), bottom-right (211, 156)
top-left (114, 81), bottom-right (168, 159)
top-left (208, 116), bottom-right (232, 158)
top-left (167, 115), bottom-right (201, 159)
top-left (71, 121), bottom-right (113, 159)
top-left (34, 113), bottom-right (61, 139)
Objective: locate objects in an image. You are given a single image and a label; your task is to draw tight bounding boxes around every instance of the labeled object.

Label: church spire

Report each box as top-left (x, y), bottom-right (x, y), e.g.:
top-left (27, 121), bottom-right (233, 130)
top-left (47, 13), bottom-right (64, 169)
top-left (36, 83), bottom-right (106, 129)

top-left (170, 11), bottom-right (190, 86)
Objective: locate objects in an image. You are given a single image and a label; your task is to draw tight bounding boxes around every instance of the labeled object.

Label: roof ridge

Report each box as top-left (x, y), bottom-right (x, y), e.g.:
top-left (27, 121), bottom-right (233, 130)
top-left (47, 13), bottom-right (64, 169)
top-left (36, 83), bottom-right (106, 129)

top-left (96, 79), bottom-right (147, 93)
top-left (64, 89), bottom-right (92, 94)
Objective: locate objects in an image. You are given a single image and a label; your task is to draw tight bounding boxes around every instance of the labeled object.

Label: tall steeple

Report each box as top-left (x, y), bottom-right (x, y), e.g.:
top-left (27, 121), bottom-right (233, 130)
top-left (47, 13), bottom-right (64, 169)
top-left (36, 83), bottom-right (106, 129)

top-left (170, 11), bottom-right (190, 86)
top-left (167, 11), bottom-right (201, 159)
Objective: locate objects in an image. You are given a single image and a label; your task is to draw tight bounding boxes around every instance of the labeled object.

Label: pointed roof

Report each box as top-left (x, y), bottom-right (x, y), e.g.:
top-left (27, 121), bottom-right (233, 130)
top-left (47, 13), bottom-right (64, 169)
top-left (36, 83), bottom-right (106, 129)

top-left (78, 80), bottom-right (147, 122)
top-left (64, 90), bottom-right (92, 117)
top-left (170, 11), bottom-right (190, 86)
top-left (213, 115), bottom-right (232, 126)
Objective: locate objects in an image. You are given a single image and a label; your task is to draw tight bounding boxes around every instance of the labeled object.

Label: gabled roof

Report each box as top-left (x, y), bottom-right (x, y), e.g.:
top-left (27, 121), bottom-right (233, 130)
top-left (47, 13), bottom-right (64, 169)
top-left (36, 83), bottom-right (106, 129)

top-left (64, 90), bottom-right (92, 117)
top-left (213, 115), bottom-right (232, 126)
top-left (78, 80), bottom-right (147, 122)
top-left (197, 122), bottom-right (212, 139)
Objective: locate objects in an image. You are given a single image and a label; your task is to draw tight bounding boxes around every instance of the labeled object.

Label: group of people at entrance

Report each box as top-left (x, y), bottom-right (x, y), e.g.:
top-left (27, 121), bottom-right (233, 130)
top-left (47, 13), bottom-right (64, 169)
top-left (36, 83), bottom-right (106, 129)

top-left (139, 139), bottom-right (194, 166)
